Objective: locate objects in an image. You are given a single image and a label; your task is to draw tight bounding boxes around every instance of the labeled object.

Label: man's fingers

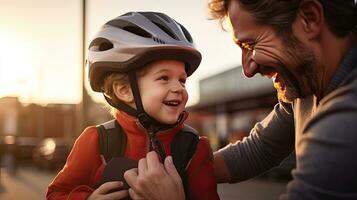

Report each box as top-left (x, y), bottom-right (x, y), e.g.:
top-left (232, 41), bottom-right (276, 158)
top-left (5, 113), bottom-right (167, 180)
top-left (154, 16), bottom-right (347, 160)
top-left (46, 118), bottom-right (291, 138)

top-left (164, 156), bottom-right (182, 184)
top-left (105, 189), bottom-right (129, 199)
top-left (146, 151), bottom-right (163, 170)
top-left (138, 157), bottom-right (148, 175)
top-left (124, 168), bottom-right (138, 188)
top-left (98, 181), bottom-right (123, 194)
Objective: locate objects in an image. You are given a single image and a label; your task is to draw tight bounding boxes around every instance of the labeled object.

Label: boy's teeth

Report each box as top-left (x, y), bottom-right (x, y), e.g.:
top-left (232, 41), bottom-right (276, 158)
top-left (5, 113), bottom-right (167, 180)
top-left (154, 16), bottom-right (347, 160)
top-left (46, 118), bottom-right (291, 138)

top-left (165, 101), bottom-right (179, 106)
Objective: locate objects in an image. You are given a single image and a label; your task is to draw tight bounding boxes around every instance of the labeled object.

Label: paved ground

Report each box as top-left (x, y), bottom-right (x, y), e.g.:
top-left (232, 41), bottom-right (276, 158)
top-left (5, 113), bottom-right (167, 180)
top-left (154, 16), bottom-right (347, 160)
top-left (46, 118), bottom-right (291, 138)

top-left (218, 179), bottom-right (287, 200)
top-left (0, 166), bottom-right (55, 200)
top-left (0, 166), bottom-right (288, 200)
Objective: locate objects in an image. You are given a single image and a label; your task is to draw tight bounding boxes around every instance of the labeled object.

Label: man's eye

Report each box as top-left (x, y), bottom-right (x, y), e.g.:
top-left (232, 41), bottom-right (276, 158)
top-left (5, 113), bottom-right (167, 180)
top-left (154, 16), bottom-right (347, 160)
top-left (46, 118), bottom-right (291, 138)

top-left (237, 40), bottom-right (256, 52)
top-left (241, 42), bottom-right (255, 51)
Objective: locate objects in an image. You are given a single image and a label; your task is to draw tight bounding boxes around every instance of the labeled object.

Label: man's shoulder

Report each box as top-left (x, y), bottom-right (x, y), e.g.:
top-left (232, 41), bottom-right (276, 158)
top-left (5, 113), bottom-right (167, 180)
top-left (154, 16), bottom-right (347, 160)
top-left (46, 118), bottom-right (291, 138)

top-left (306, 71), bottom-right (357, 134)
top-left (320, 69), bottom-right (357, 111)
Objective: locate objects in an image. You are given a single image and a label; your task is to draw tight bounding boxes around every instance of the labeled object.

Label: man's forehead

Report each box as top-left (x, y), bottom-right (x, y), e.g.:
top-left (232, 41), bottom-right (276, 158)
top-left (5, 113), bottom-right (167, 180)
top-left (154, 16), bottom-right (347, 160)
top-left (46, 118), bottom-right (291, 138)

top-left (226, 3), bottom-right (258, 43)
top-left (226, 14), bottom-right (239, 43)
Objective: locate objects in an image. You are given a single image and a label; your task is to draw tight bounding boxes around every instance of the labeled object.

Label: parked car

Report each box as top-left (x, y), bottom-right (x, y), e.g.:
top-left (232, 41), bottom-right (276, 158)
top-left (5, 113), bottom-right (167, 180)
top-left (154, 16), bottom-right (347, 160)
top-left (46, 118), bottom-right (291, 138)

top-left (14, 137), bottom-right (39, 162)
top-left (33, 138), bottom-right (71, 170)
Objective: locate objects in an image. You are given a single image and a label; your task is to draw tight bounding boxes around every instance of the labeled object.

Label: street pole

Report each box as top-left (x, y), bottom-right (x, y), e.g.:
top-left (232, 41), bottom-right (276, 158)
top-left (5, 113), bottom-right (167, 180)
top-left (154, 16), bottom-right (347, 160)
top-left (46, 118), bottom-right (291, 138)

top-left (75, 0), bottom-right (86, 139)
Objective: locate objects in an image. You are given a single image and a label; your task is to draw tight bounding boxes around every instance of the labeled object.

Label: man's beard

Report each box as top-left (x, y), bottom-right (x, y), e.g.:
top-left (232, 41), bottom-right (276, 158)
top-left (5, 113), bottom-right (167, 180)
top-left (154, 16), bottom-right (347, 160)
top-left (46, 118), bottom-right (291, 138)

top-left (275, 34), bottom-right (319, 103)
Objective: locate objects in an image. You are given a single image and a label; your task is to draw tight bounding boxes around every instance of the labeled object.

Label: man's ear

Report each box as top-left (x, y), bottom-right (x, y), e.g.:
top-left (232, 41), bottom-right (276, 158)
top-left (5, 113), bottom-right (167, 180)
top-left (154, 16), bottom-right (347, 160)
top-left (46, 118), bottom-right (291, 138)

top-left (296, 0), bottom-right (324, 39)
top-left (113, 82), bottom-right (134, 104)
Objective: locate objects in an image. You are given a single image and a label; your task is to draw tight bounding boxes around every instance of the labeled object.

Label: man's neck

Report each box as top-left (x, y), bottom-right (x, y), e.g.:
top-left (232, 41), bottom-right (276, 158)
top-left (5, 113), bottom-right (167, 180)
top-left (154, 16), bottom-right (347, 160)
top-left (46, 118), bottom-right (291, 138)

top-left (317, 30), bottom-right (357, 98)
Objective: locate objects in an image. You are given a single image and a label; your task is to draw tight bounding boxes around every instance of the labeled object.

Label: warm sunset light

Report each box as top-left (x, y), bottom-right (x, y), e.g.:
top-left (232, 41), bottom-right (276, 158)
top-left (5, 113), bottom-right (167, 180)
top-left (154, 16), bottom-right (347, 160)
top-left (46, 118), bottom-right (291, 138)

top-left (0, 1), bottom-right (82, 105)
top-left (0, 0), bottom-right (241, 106)
top-left (0, 32), bottom-right (38, 103)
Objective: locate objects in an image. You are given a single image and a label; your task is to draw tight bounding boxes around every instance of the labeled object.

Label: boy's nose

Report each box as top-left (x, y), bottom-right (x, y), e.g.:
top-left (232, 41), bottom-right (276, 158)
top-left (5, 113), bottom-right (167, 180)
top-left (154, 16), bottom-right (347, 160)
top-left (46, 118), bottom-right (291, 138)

top-left (171, 82), bottom-right (184, 93)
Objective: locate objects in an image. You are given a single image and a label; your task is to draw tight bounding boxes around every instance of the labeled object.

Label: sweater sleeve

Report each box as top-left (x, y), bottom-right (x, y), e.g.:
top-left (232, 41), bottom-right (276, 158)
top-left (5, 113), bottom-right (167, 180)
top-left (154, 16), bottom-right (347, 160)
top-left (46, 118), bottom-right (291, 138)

top-left (186, 137), bottom-right (220, 200)
top-left (46, 127), bottom-right (102, 200)
top-left (220, 102), bottom-right (295, 182)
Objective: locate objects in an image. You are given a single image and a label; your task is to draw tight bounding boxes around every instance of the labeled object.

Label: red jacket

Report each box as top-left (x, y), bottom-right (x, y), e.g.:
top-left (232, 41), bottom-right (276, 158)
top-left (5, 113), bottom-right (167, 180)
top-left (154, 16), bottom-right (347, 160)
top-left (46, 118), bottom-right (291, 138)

top-left (47, 111), bottom-right (219, 200)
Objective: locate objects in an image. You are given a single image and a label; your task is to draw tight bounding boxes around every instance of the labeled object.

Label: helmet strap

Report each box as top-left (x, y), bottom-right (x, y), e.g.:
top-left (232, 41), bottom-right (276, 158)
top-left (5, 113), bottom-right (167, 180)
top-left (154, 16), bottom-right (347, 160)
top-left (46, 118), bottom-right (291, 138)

top-left (128, 72), bottom-right (145, 115)
top-left (103, 94), bottom-right (138, 117)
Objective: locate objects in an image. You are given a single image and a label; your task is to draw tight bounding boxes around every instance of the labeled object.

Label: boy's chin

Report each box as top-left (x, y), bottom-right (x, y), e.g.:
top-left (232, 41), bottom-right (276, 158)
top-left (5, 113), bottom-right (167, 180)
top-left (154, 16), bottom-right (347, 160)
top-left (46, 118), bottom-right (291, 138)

top-left (157, 116), bottom-right (180, 125)
top-left (160, 119), bottom-right (178, 125)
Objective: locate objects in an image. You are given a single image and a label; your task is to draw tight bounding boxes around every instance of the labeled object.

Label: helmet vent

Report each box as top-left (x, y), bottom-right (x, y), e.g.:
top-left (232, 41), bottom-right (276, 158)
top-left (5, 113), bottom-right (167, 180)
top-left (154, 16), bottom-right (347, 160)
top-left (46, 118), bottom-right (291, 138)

top-left (107, 19), bottom-right (152, 38)
top-left (89, 37), bottom-right (113, 51)
top-left (152, 21), bottom-right (179, 40)
top-left (122, 26), bottom-right (152, 38)
top-left (179, 23), bottom-right (193, 43)
top-left (139, 12), bottom-right (179, 40)
top-left (154, 13), bottom-right (171, 23)
top-left (152, 37), bottom-right (166, 44)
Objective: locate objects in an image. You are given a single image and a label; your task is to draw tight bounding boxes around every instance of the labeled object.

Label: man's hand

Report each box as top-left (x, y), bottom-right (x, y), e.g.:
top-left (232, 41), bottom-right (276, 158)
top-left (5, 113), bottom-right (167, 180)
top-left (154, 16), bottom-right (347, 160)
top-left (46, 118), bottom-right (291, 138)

top-left (124, 151), bottom-right (185, 200)
top-left (87, 181), bottom-right (129, 200)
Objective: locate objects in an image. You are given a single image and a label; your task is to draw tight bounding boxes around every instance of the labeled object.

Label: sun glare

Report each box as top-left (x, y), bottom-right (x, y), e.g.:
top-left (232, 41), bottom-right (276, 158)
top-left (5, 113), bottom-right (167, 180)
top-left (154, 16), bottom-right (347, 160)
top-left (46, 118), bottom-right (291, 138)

top-left (0, 32), bottom-right (37, 103)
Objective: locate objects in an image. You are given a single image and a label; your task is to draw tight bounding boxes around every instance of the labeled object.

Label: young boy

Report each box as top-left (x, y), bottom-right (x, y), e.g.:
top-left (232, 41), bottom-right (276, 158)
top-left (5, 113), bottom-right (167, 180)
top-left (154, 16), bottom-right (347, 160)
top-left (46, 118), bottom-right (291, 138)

top-left (46, 12), bottom-right (219, 200)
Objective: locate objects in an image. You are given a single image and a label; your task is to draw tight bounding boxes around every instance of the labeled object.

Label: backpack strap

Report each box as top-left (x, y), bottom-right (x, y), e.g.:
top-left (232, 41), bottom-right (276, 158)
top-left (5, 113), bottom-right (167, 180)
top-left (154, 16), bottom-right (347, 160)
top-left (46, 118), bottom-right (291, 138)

top-left (96, 119), bottom-right (127, 163)
top-left (170, 124), bottom-right (200, 199)
top-left (97, 120), bottom-right (200, 199)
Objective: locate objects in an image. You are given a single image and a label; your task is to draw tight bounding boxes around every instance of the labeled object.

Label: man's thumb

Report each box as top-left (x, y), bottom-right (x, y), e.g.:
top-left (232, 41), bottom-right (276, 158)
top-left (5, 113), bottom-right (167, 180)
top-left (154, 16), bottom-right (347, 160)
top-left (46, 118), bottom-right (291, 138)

top-left (164, 156), bottom-right (182, 184)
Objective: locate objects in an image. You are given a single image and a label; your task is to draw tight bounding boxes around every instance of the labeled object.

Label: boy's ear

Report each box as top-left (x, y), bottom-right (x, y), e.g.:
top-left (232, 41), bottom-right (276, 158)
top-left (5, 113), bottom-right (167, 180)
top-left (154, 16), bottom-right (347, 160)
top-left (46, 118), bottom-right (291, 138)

top-left (113, 82), bottom-right (134, 104)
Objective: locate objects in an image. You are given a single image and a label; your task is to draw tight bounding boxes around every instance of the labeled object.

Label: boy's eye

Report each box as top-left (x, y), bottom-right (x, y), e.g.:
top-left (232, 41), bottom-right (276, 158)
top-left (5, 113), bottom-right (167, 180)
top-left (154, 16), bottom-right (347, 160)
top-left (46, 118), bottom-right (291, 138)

top-left (179, 78), bottom-right (186, 87)
top-left (180, 78), bottom-right (186, 84)
top-left (158, 76), bottom-right (169, 81)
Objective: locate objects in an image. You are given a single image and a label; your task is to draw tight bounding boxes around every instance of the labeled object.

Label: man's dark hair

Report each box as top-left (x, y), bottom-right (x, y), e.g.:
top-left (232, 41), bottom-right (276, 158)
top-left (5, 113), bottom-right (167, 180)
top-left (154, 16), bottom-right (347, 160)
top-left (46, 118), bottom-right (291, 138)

top-left (320, 0), bottom-right (357, 37)
top-left (208, 0), bottom-right (357, 38)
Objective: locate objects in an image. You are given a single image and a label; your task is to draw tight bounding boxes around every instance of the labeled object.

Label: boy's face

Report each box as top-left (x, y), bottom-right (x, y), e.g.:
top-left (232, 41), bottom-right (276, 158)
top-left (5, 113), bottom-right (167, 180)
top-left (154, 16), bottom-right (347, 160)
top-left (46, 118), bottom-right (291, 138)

top-left (138, 60), bottom-right (188, 124)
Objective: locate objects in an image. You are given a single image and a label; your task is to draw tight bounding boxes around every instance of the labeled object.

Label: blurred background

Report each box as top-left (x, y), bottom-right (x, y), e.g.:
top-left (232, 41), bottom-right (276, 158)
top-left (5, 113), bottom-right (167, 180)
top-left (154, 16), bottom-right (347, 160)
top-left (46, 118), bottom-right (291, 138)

top-left (0, 0), bottom-right (294, 199)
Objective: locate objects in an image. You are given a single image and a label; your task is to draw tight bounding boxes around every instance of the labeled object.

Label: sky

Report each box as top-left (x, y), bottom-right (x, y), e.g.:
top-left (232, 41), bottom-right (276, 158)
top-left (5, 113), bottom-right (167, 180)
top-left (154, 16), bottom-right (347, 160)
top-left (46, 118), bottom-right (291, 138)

top-left (0, 0), bottom-right (242, 106)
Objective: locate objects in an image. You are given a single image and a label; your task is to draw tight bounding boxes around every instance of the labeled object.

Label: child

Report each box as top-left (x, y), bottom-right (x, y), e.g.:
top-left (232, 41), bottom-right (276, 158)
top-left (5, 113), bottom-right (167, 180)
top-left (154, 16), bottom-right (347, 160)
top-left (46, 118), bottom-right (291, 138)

top-left (46, 11), bottom-right (219, 200)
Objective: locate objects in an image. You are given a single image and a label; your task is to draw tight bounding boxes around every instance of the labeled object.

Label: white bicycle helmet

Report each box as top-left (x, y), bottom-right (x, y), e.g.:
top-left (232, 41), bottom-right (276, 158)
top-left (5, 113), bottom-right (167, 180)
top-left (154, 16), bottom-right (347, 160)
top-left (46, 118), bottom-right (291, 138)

top-left (88, 11), bottom-right (201, 92)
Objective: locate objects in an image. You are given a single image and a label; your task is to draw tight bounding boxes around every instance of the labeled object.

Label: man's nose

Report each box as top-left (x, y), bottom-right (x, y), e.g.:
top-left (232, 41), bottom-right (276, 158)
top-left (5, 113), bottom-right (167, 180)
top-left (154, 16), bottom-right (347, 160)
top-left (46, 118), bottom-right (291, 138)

top-left (242, 52), bottom-right (258, 78)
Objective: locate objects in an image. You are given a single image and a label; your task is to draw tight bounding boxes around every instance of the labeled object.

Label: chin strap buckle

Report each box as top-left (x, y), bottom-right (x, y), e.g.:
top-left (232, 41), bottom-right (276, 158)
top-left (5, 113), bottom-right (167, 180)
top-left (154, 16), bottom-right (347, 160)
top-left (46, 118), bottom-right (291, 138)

top-left (137, 113), bottom-right (153, 130)
top-left (148, 131), bottom-right (166, 163)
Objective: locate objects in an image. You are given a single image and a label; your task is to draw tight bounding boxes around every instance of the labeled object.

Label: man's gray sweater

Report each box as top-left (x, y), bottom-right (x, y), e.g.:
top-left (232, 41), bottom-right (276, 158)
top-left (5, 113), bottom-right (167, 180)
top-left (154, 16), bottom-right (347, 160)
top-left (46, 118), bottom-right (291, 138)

top-left (221, 44), bottom-right (357, 199)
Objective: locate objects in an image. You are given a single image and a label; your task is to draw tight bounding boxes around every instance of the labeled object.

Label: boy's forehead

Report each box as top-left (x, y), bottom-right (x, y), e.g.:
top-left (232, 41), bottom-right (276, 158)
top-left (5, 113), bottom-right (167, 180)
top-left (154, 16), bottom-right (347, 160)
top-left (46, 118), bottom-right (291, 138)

top-left (144, 60), bottom-right (187, 73)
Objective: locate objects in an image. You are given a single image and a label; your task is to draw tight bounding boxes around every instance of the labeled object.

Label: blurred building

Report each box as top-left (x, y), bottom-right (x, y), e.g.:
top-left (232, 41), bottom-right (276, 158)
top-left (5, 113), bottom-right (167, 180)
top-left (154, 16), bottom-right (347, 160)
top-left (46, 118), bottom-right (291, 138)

top-left (0, 96), bottom-right (111, 141)
top-left (187, 66), bottom-right (278, 150)
top-left (0, 97), bottom-right (77, 143)
top-left (0, 96), bottom-right (112, 168)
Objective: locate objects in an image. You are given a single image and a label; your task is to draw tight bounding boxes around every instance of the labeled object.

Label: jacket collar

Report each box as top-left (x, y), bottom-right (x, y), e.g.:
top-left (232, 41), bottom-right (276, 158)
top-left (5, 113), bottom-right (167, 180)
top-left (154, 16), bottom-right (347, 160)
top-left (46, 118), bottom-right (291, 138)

top-left (115, 110), bottom-right (189, 137)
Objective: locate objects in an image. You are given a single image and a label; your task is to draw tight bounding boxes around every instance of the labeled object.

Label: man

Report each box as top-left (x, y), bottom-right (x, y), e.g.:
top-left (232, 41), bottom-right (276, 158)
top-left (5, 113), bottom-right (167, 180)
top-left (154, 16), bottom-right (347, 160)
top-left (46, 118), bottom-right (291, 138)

top-left (124, 0), bottom-right (357, 199)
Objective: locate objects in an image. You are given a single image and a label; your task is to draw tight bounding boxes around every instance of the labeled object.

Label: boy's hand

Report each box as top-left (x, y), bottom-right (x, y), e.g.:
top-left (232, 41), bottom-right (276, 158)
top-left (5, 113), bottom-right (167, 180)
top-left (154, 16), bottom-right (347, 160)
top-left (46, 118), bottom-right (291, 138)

top-left (124, 151), bottom-right (185, 200)
top-left (87, 181), bottom-right (129, 200)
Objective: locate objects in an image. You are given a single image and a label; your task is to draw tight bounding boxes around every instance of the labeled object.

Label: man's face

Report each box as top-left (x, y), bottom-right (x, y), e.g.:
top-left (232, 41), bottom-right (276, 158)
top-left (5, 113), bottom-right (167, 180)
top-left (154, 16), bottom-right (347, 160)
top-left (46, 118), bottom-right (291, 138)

top-left (227, 1), bottom-right (318, 102)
